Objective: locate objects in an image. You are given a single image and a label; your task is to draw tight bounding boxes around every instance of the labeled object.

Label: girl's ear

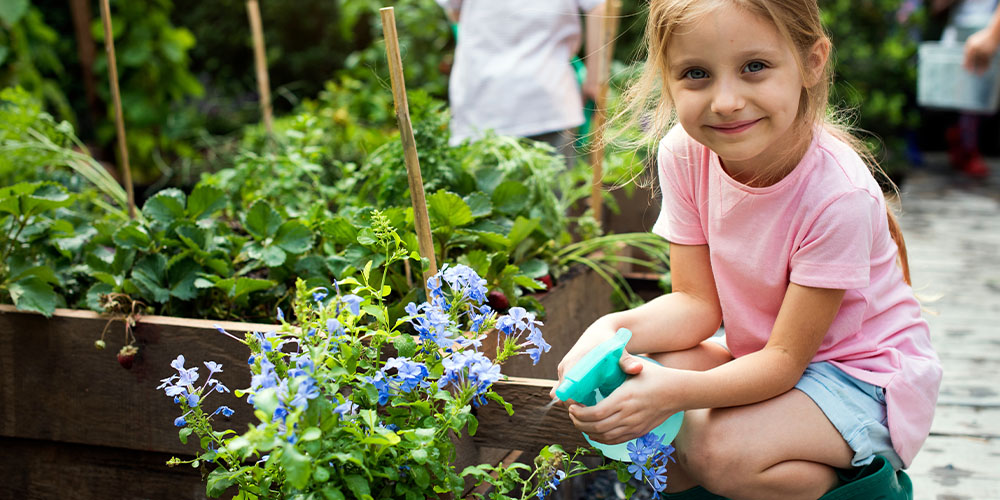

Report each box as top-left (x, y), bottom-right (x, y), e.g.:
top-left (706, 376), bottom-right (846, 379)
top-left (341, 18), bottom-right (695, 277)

top-left (804, 38), bottom-right (831, 88)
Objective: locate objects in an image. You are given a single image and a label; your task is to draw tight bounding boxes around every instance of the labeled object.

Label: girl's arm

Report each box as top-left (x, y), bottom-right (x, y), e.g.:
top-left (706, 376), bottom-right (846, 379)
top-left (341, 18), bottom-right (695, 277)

top-left (569, 282), bottom-right (845, 444)
top-left (551, 243), bottom-right (723, 397)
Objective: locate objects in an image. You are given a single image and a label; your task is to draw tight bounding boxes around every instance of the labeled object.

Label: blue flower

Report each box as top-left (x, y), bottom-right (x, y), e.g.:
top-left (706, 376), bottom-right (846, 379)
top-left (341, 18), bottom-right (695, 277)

top-left (333, 399), bottom-right (358, 417)
top-left (342, 294), bottom-right (363, 316)
top-left (312, 288), bottom-right (328, 303)
top-left (174, 416), bottom-right (187, 427)
top-left (276, 306), bottom-right (284, 322)
top-left (213, 406), bottom-right (235, 417)
top-left (204, 361), bottom-right (223, 375)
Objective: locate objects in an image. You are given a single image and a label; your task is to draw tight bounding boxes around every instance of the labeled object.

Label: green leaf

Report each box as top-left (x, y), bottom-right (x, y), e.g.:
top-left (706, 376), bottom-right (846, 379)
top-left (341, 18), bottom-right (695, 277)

top-left (178, 427), bottom-right (194, 444)
top-left (492, 181), bottom-right (530, 215)
top-left (253, 388), bottom-right (279, 421)
top-left (464, 192), bottom-right (492, 218)
top-left (280, 445), bottom-right (312, 489)
top-left (301, 427), bottom-right (322, 441)
top-left (410, 448), bottom-right (428, 464)
top-left (466, 414), bottom-right (479, 435)
top-left (206, 467), bottom-right (243, 497)
top-left (321, 217), bottom-right (358, 245)
top-left (232, 277), bottom-right (275, 299)
top-left (187, 185), bottom-right (225, 220)
top-left (167, 257), bottom-right (200, 300)
top-left (132, 254), bottom-right (170, 303)
top-left (518, 259), bottom-right (548, 278)
top-left (506, 217), bottom-right (539, 250)
top-left (274, 221), bottom-right (314, 254)
top-left (244, 200), bottom-right (282, 240)
top-left (343, 475), bottom-right (371, 500)
top-left (428, 190), bottom-right (473, 228)
top-left (112, 222), bottom-right (152, 250)
top-left (23, 183), bottom-right (73, 215)
top-left (393, 334), bottom-right (417, 358)
top-left (0, 0), bottom-right (28, 26)
top-left (8, 276), bottom-right (57, 316)
top-left (175, 224), bottom-right (208, 250)
top-left (142, 188), bottom-right (186, 225)
top-left (411, 465), bottom-right (430, 489)
top-left (261, 245), bottom-right (287, 267)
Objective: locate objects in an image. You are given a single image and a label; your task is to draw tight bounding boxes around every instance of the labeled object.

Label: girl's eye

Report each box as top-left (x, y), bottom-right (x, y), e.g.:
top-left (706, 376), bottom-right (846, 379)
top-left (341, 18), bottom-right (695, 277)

top-left (684, 68), bottom-right (709, 80)
top-left (744, 61), bottom-right (766, 73)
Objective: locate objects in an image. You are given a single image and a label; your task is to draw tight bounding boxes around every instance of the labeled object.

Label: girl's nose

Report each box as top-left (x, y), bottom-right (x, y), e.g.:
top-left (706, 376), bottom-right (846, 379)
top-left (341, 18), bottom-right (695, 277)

top-left (710, 79), bottom-right (746, 115)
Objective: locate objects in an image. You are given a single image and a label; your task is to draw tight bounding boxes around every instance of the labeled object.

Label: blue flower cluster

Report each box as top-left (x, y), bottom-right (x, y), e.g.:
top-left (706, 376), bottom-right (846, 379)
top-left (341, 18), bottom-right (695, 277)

top-left (439, 350), bottom-right (502, 407)
top-left (364, 356), bottom-right (431, 405)
top-left (497, 307), bottom-right (550, 365)
top-left (157, 355), bottom-right (232, 426)
top-left (626, 432), bottom-right (677, 498)
top-left (405, 264), bottom-right (493, 350)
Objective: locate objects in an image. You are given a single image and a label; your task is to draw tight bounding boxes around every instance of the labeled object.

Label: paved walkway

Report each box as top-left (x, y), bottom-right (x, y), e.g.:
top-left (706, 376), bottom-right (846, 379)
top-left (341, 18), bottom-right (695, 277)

top-left (899, 154), bottom-right (1000, 500)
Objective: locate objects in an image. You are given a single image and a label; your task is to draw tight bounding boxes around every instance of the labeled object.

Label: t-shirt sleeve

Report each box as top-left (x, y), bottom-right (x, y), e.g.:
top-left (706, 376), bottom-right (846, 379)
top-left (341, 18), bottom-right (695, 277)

top-left (651, 131), bottom-right (707, 245)
top-left (789, 190), bottom-right (878, 289)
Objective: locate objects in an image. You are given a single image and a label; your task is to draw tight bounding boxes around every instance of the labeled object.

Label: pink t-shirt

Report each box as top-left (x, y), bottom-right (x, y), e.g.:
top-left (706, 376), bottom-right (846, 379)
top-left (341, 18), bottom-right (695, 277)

top-left (652, 125), bottom-right (941, 468)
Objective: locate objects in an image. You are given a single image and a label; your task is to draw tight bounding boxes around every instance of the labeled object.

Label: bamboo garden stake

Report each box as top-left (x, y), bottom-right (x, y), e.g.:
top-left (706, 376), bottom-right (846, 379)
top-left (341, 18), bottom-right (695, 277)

top-left (246, 0), bottom-right (273, 135)
top-left (588, 0), bottom-right (622, 226)
top-left (98, 0), bottom-right (136, 219)
top-left (379, 7), bottom-right (439, 294)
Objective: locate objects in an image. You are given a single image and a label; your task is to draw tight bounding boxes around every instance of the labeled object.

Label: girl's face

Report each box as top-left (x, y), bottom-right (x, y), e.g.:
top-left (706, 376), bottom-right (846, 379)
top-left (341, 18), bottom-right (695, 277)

top-left (665, 5), bottom-right (819, 184)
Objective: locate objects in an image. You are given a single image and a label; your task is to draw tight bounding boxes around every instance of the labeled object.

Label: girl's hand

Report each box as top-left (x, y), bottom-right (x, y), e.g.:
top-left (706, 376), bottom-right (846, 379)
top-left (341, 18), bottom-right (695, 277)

top-left (549, 317), bottom-right (618, 401)
top-left (567, 352), bottom-right (681, 445)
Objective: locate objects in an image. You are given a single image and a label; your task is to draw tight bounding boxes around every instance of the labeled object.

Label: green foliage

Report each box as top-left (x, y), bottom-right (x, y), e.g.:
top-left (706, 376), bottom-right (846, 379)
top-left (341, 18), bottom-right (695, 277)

top-left (91, 0), bottom-right (205, 184)
top-left (0, 3), bottom-right (74, 125)
top-left (0, 181), bottom-right (75, 316)
top-left (820, 0), bottom-right (923, 175)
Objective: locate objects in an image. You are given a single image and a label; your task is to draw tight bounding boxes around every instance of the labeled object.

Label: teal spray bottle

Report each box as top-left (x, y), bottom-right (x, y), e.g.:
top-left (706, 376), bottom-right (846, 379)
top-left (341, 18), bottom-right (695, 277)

top-left (554, 328), bottom-right (684, 462)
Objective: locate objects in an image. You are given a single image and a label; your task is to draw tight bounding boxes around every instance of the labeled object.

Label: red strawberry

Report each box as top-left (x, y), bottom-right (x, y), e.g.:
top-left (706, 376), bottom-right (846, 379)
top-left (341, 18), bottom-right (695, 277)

top-left (538, 275), bottom-right (554, 291)
top-left (487, 290), bottom-right (509, 311)
top-left (117, 345), bottom-right (139, 370)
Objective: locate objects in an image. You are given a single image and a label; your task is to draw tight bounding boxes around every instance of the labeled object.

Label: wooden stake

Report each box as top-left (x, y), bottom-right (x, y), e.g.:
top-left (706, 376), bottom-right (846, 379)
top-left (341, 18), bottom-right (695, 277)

top-left (588, 0), bottom-right (622, 226)
top-left (380, 7), bottom-right (439, 294)
top-left (98, 0), bottom-right (136, 219)
top-left (246, 0), bottom-right (273, 135)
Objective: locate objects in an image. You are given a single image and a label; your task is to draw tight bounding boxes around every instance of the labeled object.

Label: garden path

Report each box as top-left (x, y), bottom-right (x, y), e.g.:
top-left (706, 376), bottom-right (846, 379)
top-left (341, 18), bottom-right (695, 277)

top-left (899, 154), bottom-right (1000, 500)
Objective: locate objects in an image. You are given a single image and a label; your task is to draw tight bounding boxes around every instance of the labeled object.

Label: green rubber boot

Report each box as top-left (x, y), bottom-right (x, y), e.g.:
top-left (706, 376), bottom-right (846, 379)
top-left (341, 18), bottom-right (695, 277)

top-left (819, 456), bottom-right (913, 500)
top-left (660, 456), bottom-right (910, 500)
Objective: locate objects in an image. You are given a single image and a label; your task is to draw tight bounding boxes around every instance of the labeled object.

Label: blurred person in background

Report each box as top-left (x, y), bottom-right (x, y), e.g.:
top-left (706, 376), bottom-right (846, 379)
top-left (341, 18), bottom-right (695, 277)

top-left (435, 0), bottom-right (607, 169)
top-left (935, 0), bottom-right (1000, 179)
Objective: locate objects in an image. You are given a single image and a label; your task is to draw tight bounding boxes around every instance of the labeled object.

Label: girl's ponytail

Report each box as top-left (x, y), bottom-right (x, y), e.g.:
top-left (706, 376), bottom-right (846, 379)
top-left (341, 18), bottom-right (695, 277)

top-left (886, 207), bottom-right (911, 285)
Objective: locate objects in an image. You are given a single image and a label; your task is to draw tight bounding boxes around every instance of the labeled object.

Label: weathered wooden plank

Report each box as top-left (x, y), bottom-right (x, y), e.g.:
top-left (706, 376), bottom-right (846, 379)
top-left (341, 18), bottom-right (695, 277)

top-left (0, 436), bottom-right (209, 500)
top-left (474, 376), bottom-right (589, 451)
top-left (909, 435), bottom-right (1000, 500)
top-left (931, 405), bottom-right (1000, 438)
top-left (0, 305), bottom-right (262, 456)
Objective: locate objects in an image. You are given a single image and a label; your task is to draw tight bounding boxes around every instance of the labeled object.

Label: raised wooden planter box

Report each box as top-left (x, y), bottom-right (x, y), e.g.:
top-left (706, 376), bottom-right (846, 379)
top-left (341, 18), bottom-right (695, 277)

top-left (0, 265), bottom-right (611, 499)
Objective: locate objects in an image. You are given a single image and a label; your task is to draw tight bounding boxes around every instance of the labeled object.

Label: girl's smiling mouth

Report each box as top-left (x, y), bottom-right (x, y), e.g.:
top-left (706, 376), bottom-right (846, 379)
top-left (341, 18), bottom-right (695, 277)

top-left (708, 118), bottom-right (763, 134)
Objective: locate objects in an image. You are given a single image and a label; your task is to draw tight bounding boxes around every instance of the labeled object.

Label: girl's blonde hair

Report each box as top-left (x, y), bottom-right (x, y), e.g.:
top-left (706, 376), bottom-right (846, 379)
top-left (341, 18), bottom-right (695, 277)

top-left (612, 0), bottom-right (911, 284)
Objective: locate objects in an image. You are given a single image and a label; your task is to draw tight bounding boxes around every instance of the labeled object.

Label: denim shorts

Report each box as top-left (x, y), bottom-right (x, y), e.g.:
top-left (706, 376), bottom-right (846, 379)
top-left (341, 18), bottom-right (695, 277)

top-left (795, 362), bottom-right (904, 469)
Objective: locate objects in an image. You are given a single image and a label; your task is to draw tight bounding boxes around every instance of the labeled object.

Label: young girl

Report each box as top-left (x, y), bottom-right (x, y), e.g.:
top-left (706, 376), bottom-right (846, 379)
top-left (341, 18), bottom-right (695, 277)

top-left (551, 1), bottom-right (942, 498)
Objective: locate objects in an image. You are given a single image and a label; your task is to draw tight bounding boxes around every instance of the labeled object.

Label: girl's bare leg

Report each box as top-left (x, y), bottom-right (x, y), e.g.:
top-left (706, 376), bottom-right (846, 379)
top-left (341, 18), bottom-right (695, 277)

top-left (647, 343), bottom-right (854, 499)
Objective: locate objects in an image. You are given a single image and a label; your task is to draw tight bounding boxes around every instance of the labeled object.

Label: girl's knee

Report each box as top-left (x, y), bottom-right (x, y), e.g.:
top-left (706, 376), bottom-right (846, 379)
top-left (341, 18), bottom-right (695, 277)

top-left (674, 410), bottom-right (754, 494)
